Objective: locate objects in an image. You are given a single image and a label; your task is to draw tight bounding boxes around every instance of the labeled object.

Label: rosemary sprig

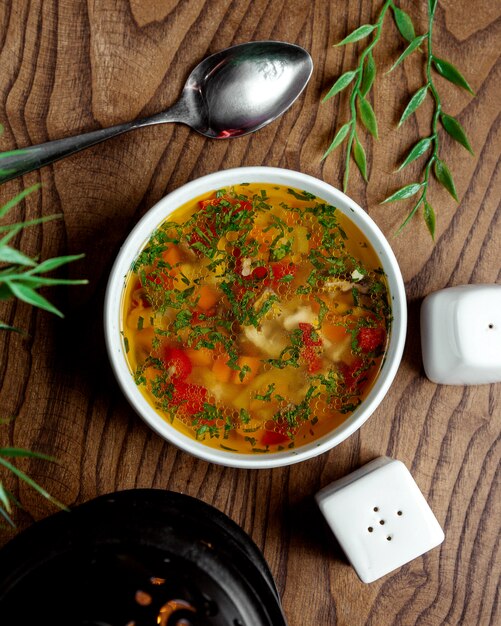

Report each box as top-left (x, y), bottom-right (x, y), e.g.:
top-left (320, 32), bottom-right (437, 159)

top-left (322, 0), bottom-right (414, 191)
top-left (383, 0), bottom-right (474, 236)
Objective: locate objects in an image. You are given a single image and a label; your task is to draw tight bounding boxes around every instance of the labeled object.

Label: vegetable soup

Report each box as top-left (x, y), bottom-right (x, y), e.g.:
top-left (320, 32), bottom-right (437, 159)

top-left (121, 183), bottom-right (391, 454)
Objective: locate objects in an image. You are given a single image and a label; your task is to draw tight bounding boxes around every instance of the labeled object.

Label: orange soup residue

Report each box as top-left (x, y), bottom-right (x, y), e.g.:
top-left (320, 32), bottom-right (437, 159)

top-left (121, 183), bottom-right (392, 453)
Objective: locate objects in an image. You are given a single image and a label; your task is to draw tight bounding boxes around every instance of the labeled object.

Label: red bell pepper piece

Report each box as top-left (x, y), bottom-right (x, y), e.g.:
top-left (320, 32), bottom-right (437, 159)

top-left (170, 381), bottom-right (207, 415)
top-left (357, 327), bottom-right (386, 353)
top-left (141, 271), bottom-right (172, 289)
top-left (299, 322), bottom-right (322, 347)
top-left (264, 261), bottom-right (297, 288)
top-left (162, 347), bottom-right (192, 380)
top-left (341, 358), bottom-right (364, 390)
top-left (251, 266), bottom-right (268, 280)
top-left (261, 430), bottom-right (290, 447)
top-left (302, 345), bottom-right (323, 373)
top-left (298, 323), bottom-right (323, 373)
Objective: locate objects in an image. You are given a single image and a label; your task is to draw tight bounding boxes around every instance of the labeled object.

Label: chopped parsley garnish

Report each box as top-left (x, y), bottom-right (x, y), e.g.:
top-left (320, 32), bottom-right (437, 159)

top-left (287, 188), bottom-right (316, 201)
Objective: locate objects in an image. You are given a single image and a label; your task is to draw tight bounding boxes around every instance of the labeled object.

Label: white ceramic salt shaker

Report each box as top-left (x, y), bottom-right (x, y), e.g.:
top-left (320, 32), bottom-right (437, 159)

top-left (315, 457), bottom-right (444, 583)
top-left (420, 284), bottom-right (501, 385)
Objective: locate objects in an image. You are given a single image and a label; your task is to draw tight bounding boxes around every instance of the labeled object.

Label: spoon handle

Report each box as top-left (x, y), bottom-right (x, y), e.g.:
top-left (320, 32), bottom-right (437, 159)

top-left (0, 102), bottom-right (187, 185)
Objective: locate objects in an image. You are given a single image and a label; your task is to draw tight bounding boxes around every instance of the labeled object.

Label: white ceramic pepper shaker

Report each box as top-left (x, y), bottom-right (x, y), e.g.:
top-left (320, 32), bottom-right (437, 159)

top-left (420, 284), bottom-right (501, 385)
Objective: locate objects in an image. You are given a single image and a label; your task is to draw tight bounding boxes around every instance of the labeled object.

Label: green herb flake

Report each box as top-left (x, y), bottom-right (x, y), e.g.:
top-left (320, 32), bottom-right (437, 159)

top-left (254, 384), bottom-right (276, 402)
top-left (239, 364), bottom-right (251, 382)
top-left (287, 188), bottom-right (316, 201)
top-left (240, 408), bottom-right (252, 424)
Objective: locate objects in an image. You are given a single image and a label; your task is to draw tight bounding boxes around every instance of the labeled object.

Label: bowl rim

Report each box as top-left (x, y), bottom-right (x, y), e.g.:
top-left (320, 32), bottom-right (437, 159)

top-left (104, 166), bottom-right (407, 469)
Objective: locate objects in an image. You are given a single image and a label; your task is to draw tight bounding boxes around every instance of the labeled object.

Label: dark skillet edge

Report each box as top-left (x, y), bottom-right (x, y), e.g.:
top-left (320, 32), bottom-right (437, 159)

top-left (0, 488), bottom-right (288, 626)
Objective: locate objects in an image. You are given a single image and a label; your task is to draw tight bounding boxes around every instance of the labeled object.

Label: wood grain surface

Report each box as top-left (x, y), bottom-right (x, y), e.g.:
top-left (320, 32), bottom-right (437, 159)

top-left (0, 1), bottom-right (499, 624)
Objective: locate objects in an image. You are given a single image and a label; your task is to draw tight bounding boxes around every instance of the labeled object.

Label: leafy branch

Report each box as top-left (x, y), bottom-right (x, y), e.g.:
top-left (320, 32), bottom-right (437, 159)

top-left (0, 447), bottom-right (68, 527)
top-left (0, 183), bottom-right (88, 330)
top-left (0, 182), bottom-right (87, 524)
top-left (323, 0), bottom-right (474, 236)
top-left (322, 0), bottom-right (415, 191)
top-left (382, 0), bottom-right (474, 236)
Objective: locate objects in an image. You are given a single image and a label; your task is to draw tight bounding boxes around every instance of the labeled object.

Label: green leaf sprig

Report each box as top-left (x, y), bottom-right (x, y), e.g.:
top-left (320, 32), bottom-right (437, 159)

top-left (0, 182), bottom-right (87, 525)
top-left (322, 0), bottom-right (415, 191)
top-left (382, 0), bottom-right (474, 236)
top-left (323, 0), bottom-right (474, 237)
top-left (0, 184), bottom-right (88, 330)
top-left (0, 447), bottom-right (69, 527)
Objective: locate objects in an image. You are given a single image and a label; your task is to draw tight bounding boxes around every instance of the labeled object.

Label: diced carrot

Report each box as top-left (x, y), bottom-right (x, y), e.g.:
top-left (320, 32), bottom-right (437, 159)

top-left (144, 366), bottom-right (163, 389)
top-left (283, 211), bottom-right (300, 227)
top-left (213, 355), bottom-right (233, 383)
top-left (186, 346), bottom-right (213, 367)
top-left (161, 244), bottom-right (182, 268)
top-left (199, 197), bottom-right (222, 211)
top-left (322, 323), bottom-right (350, 343)
top-left (196, 285), bottom-right (219, 311)
top-left (309, 294), bottom-right (329, 313)
top-left (308, 230), bottom-right (322, 250)
top-left (232, 356), bottom-right (261, 385)
top-left (249, 225), bottom-right (271, 246)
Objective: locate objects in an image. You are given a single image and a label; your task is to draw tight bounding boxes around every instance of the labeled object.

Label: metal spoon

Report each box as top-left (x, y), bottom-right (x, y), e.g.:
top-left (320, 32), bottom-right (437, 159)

top-left (0, 41), bottom-right (313, 184)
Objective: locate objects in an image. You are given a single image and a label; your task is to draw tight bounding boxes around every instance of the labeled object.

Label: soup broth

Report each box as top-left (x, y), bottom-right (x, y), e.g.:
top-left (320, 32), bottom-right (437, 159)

top-left (122, 183), bottom-right (391, 454)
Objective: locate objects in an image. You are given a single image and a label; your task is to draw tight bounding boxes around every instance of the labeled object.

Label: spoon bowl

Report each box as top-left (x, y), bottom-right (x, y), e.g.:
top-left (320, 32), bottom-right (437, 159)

top-left (181, 40), bottom-right (314, 138)
top-left (0, 41), bottom-right (313, 183)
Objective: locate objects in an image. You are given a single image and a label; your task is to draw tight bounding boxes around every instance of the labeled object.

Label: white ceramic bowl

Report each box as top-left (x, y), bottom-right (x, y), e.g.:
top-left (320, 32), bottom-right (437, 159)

top-left (104, 167), bottom-right (407, 469)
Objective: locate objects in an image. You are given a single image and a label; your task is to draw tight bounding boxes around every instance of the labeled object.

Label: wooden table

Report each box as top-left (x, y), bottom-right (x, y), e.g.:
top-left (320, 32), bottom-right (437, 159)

top-left (0, 1), bottom-right (499, 624)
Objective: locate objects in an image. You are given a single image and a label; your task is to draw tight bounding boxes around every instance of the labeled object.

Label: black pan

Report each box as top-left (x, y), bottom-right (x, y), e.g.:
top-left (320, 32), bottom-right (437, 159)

top-left (0, 489), bottom-right (287, 626)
